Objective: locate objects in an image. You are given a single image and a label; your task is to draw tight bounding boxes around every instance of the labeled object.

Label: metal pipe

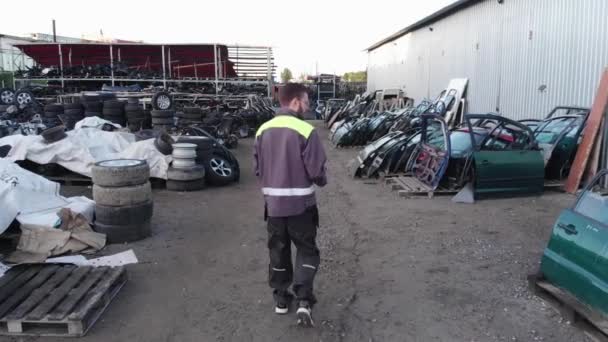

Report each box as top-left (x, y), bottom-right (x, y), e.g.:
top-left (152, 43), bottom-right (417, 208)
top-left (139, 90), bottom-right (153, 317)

top-left (168, 48), bottom-right (171, 79)
top-left (161, 45), bottom-right (166, 88)
top-left (52, 20), bottom-right (56, 43)
top-left (214, 44), bottom-right (218, 94)
top-left (109, 45), bottom-right (115, 86)
top-left (58, 44), bottom-right (64, 88)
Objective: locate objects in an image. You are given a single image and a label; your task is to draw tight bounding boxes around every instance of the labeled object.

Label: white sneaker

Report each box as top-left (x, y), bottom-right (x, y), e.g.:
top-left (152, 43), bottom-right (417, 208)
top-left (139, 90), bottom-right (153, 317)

top-left (275, 303), bottom-right (288, 315)
top-left (296, 302), bottom-right (314, 327)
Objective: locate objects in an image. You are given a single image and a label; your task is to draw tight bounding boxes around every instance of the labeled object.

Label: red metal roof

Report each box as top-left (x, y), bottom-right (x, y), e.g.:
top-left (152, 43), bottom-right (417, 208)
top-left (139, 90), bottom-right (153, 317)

top-left (13, 43), bottom-right (236, 78)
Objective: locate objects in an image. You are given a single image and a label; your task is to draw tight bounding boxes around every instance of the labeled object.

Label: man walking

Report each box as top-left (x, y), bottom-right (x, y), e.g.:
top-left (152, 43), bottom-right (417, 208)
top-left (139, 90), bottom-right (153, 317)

top-left (254, 83), bottom-right (327, 327)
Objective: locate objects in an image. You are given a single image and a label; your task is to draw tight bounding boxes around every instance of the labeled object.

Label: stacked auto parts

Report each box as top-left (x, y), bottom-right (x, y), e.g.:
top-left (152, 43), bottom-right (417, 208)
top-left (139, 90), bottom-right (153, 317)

top-left (177, 107), bottom-right (203, 127)
top-left (43, 104), bottom-right (64, 128)
top-left (92, 159), bottom-right (153, 243)
top-left (167, 143), bottom-right (206, 191)
top-left (151, 110), bottom-right (175, 130)
top-left (103, 100), bottom-right (127, 126)
top-left (125, 99), bottom-right (147, 131)
top-left (62, 102), bottom-right (85, 129)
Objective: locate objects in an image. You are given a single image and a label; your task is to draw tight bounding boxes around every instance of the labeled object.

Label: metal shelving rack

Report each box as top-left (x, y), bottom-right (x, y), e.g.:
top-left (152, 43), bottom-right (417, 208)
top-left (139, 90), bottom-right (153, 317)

top-left (13, 43), bottom-right (275, 96)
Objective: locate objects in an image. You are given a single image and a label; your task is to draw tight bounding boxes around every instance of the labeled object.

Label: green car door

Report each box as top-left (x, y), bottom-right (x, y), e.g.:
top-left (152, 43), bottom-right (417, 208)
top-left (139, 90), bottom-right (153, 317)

top-left (541, 170), bottom-right (608, 314)
top-left (465, 114), bottom-right (545, 195)
top-left (474, 150), bottom-right (545, 194)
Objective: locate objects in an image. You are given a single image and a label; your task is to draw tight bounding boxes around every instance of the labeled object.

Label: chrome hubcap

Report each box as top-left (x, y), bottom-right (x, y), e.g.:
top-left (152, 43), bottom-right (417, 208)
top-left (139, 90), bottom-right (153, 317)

top-left (17, 92), bottom-right (32, 104)
top-left (157, 95), bottom-right (171, 110)
top-left (1, 90), bottom-right (14, 104)
top-left (210, 158), bottom-right (232, 177)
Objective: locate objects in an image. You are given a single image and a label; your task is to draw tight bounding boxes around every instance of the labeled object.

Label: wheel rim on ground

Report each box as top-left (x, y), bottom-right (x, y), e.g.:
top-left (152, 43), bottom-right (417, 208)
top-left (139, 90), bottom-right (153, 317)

top-left (211, 158), bottom-right (232, 177)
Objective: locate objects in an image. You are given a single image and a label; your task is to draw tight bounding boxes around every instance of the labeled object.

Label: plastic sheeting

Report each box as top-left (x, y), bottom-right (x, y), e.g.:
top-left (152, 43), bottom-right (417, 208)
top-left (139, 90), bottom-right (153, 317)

top-left (0, 159), bottom-right (95, 234)
top-left (0, 125), bottom-right (171, 179)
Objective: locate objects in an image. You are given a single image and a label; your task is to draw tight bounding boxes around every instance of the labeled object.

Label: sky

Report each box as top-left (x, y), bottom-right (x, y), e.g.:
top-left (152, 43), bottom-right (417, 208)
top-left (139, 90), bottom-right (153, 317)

top-left (1, 0), bottom-right (455, 79)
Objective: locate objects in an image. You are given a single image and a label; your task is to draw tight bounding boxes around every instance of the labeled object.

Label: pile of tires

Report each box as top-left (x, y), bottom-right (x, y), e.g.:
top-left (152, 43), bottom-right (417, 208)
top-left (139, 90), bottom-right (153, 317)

top-left (177, 107), bottom-right (203, 127)
top-left (43, 104), bottom-right (64, 128)
top-left (175, 136), bottom-right (239, 186)
top-left (125, 98), bottom-right (146, 132)
top-left (151, 109), bottom-right (175, 131)
top-left (92, 159), bottom-right (153, 243)
top-left (103, 100), bottom-right (126, 126)
top-left (167, 143), bottom-right (206, 191)
top-left (80, 93), bottom-right (115, 117)
top-left (62, 102), bottom-right (85, 129)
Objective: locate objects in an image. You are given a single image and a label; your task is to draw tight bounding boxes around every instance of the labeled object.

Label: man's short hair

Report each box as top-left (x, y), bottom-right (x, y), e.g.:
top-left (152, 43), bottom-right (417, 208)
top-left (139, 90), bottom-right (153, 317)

top-left (279, 83), bottom-right (308, 107)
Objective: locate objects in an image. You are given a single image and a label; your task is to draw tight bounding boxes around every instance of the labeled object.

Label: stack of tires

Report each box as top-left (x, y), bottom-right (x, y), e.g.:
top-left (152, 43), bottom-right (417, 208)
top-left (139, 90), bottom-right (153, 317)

top-left (92, 159), bottom-right (153, 243)
top-left (62, 102), bottom-right (85, 129)
top-left (151, 109), bottom-right (175, 131)
top-left (167, 143), bottom-right (205, 191)
top-left (103, 100), bottom-right (127, 126)
top-left (125, 99), bottom-right (146, 132)
top-left (43, 104), bottom-right (64, 128)
top-left (177, 107), bottom-right (203, 128)
top-left (80, 93), bottom-right (115, 117)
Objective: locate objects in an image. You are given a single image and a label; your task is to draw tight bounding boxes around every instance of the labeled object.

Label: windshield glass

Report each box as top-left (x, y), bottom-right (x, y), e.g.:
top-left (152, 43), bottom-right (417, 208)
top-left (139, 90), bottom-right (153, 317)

top-left (535, 117), bottom-right (581, 144)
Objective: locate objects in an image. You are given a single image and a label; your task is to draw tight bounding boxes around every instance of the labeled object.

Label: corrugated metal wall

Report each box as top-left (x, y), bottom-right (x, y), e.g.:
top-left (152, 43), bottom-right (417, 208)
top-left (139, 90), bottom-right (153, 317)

top-left (367, 0), bottom-right (608, 120)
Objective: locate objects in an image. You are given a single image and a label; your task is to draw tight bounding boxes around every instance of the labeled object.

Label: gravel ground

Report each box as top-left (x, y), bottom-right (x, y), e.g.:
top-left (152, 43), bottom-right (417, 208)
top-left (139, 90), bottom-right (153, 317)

top-left (18, 122), bottom-right (591, 342)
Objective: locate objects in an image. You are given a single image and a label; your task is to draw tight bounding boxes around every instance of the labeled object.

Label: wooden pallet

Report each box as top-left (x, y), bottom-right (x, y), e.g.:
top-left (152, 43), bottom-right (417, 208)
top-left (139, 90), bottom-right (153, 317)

top-left (384, 176), bottom-right (458, 198)
top-left (528, 274), bottom-right (608, 342)
top-left (0, 264), bottom-right (127, 337)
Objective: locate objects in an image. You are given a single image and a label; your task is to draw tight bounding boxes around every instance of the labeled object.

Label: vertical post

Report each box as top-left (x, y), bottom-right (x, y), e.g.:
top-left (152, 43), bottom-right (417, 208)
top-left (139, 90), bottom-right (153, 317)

top-left (118, 48), bottom-right (121, 62)
top-left (267, 47), bottom-right (272, 97)
top-left (52, 19), bottom-right (57, 42)
top-left (193, 60), bottom-right (197, 79)
top-left (58, 44), bottom-right (64, 88)
top-left (333, 74), bottom-right (336, 98)
top-left (168, 48), bottom-right (171, 79)
top-left (213, 44), bottom-right (218, 94)
top-left (161, 45), bottom-right (167, 88)
top-left (68, 48), bottom-right (72, 67)
top-left (109, 45), bottom-right (115, 86)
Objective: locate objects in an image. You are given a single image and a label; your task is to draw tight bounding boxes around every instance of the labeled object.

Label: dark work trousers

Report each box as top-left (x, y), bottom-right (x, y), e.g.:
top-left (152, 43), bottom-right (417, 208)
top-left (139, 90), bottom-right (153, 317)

top-left (267, 206), bottom-right (320, 306)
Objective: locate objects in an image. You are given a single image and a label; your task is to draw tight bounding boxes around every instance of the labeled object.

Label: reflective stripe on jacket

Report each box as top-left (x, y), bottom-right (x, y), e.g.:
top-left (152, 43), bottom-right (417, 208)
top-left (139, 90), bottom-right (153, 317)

top-left (254, 112), bottom-right (327, 217)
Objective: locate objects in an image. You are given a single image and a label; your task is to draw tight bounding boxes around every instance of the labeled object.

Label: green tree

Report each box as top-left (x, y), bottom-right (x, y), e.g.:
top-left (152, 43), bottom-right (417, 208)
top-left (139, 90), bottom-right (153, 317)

top-left (281, 68), bottom-right (293, 83)
top-left (343, 71), bottom-right (367, 83)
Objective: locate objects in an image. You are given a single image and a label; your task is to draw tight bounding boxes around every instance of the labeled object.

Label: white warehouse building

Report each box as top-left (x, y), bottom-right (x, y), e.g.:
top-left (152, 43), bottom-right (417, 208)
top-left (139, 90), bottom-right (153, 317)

top-left (366, 0), bottom-right (608, 120)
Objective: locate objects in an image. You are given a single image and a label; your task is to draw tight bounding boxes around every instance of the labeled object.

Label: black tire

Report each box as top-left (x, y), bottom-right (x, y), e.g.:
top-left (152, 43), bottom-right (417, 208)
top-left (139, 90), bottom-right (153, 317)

top-left (151, 110), bottom-right (175, 118)
top-left (152, 91), bottom-right (172, 110)
top-left (183, 107), bottom-right (202, 114)
top-left (153, 124), bottom-right (173, 131)
top-left (0, 88), bottom-right (15, 105)
top-left (63, 103), bottom-right (82, 110)
top-left (84, 111), bottom-right (101, 117)
top-left (135, 129), bottom-right (157, 141)
top-left (104, 100), bottom-right (125, 109)
top-left (102, 108), bottom-right (124, 115)
top-left (14, 89), bottom-right (35, 107)
top-left (152, 118), bottom-right (174, 125)
top-left (177, 112), bottom-right (202, 120)
top-left (41, 125), bottom-right (67, 143)
top-left (43, 112), bottom-right (60, 119)
top-left (44, 104), bottom-right (64, 113)
top-left (204, 155), bottom-right (236, 186)
top-left (154, 132), bottom-right (175, 155)
top-left (92, 159), bottom-right (149, 187)
top-left (167, 165), bottom-right (205, 181)
top-left (126, 112), bottom-right (145, 120)
top-left (84, 102), bottom-right (103, 111)
top-left (95, 200), bottom-right (153, 226)
top-left (93, 182), bottom-right (152, 207)
top-left (64, 109), bottom-right (83, 116)
top-left (166, 178), bottom-right (206, 192)
top-left (127, 97), bottom-right (140, 104)
top-left (94, 220), bottom-right (151, 244)
top-left (125, 104), bottom-right (141, 111)
top-left (0, 104), bottom-right (8, 112)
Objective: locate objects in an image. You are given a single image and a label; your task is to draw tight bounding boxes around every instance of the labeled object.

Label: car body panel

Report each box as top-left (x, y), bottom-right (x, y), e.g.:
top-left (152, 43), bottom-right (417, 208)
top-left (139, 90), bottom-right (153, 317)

top-left (541, 170), bottom-right (608, 315)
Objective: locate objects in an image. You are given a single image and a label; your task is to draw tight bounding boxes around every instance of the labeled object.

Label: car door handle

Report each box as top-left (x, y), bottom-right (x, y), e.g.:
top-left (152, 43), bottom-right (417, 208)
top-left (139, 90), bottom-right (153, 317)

top-left (557, 223), bottom-right (578, 235)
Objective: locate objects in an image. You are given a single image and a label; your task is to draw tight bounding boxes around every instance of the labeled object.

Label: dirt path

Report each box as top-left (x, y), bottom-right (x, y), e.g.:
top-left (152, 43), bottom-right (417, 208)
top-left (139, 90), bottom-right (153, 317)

top-left (27, 123), bottom-right (589, 342)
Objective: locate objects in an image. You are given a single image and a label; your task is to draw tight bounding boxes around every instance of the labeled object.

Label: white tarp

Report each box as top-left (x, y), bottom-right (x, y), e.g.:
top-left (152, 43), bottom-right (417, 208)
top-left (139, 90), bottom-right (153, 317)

top-left (0, 159), bottom-right (95, 234)
top-left (0, 125), bottom-right (171, 179)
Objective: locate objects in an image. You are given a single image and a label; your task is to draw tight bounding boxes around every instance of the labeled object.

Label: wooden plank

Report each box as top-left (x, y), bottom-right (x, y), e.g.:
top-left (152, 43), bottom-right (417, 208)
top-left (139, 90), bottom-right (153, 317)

top-left (69, 267), bottom-right (125, 320)
top-left (0, 265), bottom-right (43, 304)
top-left (565, 69), bottom-right (608, 193)
top-left (586, 117), bottom-right (605, 182)
top-left (47, 267), bottom-right (107, 321)
top-left (0, 265), bottom-right (60, 318)
top-left (6, 266), bottom-right (76, 320)
top-left (26, 267), bottom-right (92, 321)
